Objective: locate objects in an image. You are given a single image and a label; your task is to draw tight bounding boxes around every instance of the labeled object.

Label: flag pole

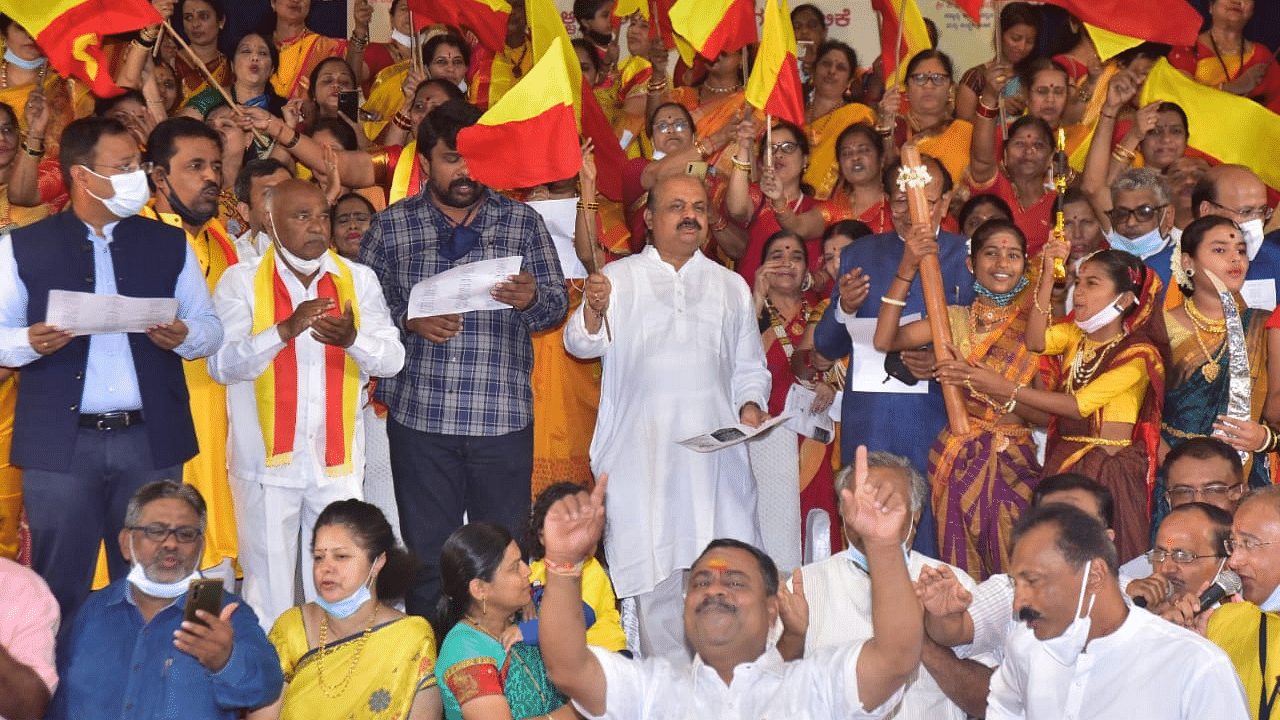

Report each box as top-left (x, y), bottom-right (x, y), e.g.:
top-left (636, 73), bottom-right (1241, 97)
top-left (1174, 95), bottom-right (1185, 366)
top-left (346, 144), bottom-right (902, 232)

top-left (765, 113), bottom-right (773, 168)
top-left (992, 0), bottom-right (1009, 139)
top-left (409, 10), bottom-right (422, 74)
top-left (161, 22), bottom-right (272, 145)
top-left (741, 46), bottom-right (749, 89)
top-left (892, 0), bottom-right (907, 88)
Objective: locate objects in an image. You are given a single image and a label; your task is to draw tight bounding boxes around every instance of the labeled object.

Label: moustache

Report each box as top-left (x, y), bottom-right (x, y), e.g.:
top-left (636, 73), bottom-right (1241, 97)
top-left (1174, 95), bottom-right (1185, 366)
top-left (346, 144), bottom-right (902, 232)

top-left (199, 181), bottom-right (219, 197)
top-left (449, 178), bottom-right (478, 193)
top-left (1017, 606), bottom-right (1042, 623)
top-left (677, 218), bottom-right (703, 231)
top-left (695, 595), bottom-right (736, 614)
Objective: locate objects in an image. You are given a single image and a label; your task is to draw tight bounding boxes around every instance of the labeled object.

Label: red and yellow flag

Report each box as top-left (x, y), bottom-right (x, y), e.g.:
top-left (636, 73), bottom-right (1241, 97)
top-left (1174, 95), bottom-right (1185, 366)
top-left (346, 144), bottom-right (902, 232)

top-left (746, 0), bottom-right (804, 128)
top-left (1040, 0), bottom-right (1200, 48)
top-left (6, 0), bottom-right (162, 98)
top-left (407, 0), bottom-right (512, 53)
top-left (871, 0), bottom-right (932, 90)
top-left (668, 0), bottom-right (757, 64)
top-left (947, 0), bottom-right (984, 25)
top-left (456, 36), bottom-right (581, 190)
top-left (1140, 59), bottom-right (1280, 191)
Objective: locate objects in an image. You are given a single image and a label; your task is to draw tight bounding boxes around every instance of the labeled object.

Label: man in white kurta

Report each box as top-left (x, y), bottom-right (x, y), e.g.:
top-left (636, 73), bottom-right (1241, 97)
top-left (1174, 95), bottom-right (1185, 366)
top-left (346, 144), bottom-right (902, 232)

top-left (986, 503), bottom-right (1248, 720)
top-left (795, 454), bottom-right (980, 720)
top-left (564, 175), bottom-right (770, 660)
top-left (209, 181), bottom-right (404, 629)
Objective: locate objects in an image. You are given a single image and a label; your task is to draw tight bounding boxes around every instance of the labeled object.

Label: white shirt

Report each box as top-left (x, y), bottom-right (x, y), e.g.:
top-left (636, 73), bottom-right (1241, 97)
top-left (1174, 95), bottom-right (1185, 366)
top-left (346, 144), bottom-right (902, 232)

top-left (958, 571), bottom-right (1136, 664)
top-left (563, 246), bottom-right (770, 598)
top-left (987, 605), bottom-right (1250, 720)
top-left (575, 643), bottom-right (901, 720)
top-left (795, 551), bottom-right (980, 720)
top-left (233, 229), bottom-right (272, 260)
top-left (208, 252), bottom-right (404, 488)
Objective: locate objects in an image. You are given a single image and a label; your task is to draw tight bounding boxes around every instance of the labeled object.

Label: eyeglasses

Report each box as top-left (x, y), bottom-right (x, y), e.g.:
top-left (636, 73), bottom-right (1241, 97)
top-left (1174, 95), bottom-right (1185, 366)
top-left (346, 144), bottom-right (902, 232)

top-left (1226, 537), bottom-right (1279, 555)
top-left (129, 524), bottom-right (204, 544)
top-left (1206, 200), bottom-right (1274, 223)
top-left (1106, 204), bottom-right (1167, 224)
top-left (908, 72), bottom-right (950, 86)
top-left (92, 162), bottom-right (153, 175)
top-left (654, 120), bottom-right (689, 134)
top-left (1166, 483), bottom-right (1242, 504)
top-left (769, 141), bottom-right (800, 155)
top-left (1147, 548), bottom-right (1225, 565)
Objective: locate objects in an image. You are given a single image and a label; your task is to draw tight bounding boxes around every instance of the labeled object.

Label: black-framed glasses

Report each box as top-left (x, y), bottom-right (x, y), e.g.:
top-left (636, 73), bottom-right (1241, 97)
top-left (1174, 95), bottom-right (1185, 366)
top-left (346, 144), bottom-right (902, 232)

top-left (908, 72), bottom-right (950, 86)
top-left (1107, 204), bottom-right (1167, 224)
top-left (1226, 537), bottom-right (1279, 555)
top-left (1147, 548), bottom-right (1225, 565)
top-left (129, 524), bottom-right (203, 544)
top-left (1206, 200), bottom-right (1274, 223)
top-left (1166, 483), bottom-right (1242, 504)
top-left (769, 141), bottom-right (800, 155)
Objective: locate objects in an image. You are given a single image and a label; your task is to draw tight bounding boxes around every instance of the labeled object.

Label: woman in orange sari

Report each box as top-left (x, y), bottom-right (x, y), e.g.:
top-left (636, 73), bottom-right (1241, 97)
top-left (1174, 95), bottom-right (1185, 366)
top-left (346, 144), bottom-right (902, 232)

top-left (646, 45), bottom-right (756, 176)
top-left (816, 122), bottom-right (891, 234)
top-left (269, 0), bottom-right (358, 101)
top-left (878, 50), bottom-right (972, 196)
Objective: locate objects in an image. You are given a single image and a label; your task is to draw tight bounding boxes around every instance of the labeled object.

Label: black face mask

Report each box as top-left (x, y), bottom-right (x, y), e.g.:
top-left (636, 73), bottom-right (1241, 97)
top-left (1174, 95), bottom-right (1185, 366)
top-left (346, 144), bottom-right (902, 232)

top-left (436, 200), bottom-right (483, 261)
top-left (584, 27), bottom-right (612, 49)
top-left (165, 184), bottom-right (218, 228)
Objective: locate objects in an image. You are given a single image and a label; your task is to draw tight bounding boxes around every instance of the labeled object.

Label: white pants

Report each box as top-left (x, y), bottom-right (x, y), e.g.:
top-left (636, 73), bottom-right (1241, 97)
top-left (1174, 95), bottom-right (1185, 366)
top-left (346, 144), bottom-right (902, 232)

top-left (230, 473), bottom-right (362, 631)
top-left (634, 569), bottom-right (691, 662)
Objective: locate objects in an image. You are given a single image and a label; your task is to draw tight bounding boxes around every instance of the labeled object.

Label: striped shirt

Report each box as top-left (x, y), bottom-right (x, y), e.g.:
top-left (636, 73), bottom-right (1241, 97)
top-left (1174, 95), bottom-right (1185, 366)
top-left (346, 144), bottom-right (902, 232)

top-left (359, 189), bottom-right (567, 436)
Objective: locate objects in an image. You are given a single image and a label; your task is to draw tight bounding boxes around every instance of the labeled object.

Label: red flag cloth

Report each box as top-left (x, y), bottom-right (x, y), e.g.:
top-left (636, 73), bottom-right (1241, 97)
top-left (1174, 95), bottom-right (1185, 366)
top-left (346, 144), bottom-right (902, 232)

top-left (580, 77), bottom-right (626, 201)
top-left (948, 0), bottom-right (984, 25)
top-left (669, 0), bottom-right (758, 62)
top-left (745, 0), bottom-right (805, 128)
top-left (7, 0), bottom-right (162, 98)
top-left (1039, 0), bottom-right (1201, 48)
top-left (407, 0), bottom-right (511, 53)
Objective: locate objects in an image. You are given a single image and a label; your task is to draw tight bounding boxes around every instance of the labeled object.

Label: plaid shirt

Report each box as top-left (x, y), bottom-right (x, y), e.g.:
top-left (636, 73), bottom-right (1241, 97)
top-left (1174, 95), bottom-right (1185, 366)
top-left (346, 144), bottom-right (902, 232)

top-left (360, 189), bottom-right (567, 436)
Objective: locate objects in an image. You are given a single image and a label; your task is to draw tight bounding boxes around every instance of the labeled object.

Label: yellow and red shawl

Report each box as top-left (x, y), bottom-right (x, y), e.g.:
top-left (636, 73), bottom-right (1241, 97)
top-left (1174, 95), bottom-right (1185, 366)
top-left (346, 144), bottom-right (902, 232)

top-left (251, 247), bottom-right (361, 476)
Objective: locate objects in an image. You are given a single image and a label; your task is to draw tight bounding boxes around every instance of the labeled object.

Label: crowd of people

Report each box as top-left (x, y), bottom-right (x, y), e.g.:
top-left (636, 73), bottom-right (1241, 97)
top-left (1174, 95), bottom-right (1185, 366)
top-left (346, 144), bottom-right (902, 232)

top-left (2, 0), bottom-right (1280, 717)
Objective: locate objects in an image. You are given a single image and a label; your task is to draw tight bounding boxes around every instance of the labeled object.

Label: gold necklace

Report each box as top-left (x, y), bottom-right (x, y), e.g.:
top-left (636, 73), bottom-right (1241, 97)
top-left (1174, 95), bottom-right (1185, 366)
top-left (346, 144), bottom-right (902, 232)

top-left (703, 81), bottom-right (742, 94)
top-left (1, 61), bottom-right (7, 89)
top-left (1067, 333), bottom-right (1122, 392)
top-left (316, 606), bottom-right (378, 698)
top-left (465, 615), bottom-right (506, 643)
top-left (1183, 297), bottom-right (1227, 382)
top-left (969, 298), bottom-right (1016, 336)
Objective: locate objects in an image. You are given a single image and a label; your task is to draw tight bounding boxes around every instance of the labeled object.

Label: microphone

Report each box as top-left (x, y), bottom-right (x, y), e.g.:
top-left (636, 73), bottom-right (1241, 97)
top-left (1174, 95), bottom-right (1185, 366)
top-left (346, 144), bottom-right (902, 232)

top-left (1198, 569), bottom-right (1242, 612)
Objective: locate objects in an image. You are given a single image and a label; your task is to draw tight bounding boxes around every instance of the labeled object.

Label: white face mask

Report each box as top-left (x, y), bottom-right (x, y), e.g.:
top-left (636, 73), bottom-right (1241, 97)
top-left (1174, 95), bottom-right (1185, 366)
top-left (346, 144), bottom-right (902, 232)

top-left (1040, 562), bottom-right (1096, 665)
top-left (82, 167), bottom-right (152, 219)
top-left (1075, 293), bottom-right (1127, 334)
top-left (1105, 226), bottom-right (1167, 259)
top-left (844, 516), bottom-right (914, 572)
top-left (390, 29), bottom-right (413, 48)
top-left (269, 212), bottom-right (326, 275)
top-left (1241, 218), bottom-right (1265, 261)
top-left (126, 537), bottom-right (203, 599)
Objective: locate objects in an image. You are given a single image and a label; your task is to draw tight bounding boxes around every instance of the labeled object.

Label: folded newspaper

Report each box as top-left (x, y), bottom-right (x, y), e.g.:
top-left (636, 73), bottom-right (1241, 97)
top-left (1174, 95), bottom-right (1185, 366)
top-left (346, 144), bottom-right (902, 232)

top-left (677, 411), bottom-right (797, 453)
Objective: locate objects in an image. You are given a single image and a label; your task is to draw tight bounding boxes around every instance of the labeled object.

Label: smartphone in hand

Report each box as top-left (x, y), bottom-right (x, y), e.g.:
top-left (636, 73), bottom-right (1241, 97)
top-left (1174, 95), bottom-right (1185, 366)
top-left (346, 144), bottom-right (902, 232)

top-left (183, 578), bottom-right (224, 627)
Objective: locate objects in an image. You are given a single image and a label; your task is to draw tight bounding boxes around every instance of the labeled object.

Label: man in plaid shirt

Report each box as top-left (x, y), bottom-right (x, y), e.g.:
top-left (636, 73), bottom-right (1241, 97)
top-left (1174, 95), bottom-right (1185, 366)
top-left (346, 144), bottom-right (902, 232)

top-left (359, 100), bottom-right (568, 616)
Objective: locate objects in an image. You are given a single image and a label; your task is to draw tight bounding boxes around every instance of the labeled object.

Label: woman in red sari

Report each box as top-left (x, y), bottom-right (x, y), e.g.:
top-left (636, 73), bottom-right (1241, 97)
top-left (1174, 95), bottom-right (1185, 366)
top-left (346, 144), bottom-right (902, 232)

top-left (816, 122), bottom-right (891, 234)
top-left (1168, 0), bottom-right (1280, 113)
top-left (753, 229), bottom-right (841, 555)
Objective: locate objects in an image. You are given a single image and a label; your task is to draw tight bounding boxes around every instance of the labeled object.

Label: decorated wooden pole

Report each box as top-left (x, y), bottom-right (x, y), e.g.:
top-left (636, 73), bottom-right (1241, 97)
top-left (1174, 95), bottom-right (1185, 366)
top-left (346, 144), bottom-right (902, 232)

top-left (900, 144), bottom-right (969, 434)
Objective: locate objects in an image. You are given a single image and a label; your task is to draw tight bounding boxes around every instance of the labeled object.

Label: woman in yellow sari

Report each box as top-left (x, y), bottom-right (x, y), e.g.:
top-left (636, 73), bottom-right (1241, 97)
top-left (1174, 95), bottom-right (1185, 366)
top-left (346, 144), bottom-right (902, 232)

top-left (250, 500), bottom-right (442, 720)
top-left (803, 41), bottom-right (876, 201)
top-left (269, 0), bottom-right (356, 101)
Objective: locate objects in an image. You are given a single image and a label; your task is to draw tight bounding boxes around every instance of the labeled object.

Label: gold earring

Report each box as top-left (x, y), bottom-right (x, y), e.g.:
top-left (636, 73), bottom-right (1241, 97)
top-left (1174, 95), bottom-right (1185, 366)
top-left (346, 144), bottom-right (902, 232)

top-left (482, 596), bottom-right (487, 616)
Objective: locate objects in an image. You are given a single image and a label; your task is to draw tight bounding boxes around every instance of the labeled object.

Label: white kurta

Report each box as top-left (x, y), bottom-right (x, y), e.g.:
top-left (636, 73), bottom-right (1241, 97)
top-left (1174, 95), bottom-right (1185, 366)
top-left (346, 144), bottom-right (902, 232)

top-left (575, 643), bottom-right (901, 720)
top-left (795, 551), bottom-right (980, 720)
top-left (987, 605), bottom-right (1250, 720)
top-left (564, 246), bottom-right (770, 598)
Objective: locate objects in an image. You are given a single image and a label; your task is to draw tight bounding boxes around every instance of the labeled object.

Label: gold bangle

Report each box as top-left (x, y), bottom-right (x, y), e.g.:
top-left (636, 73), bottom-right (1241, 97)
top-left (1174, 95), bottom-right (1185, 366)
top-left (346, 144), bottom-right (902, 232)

top-left (282, 129), bottom-right (301, 149)
top-left (880, 295), bottom-right (907, 307)
top-left (1112, 145), bottom-right (1136, 161)
top-left (694, 138), bottom-right (711, 160)
top-left (576, 200), bottom-right (599, 212)
top-left (20, 141), bottom-right (43, 157)
top-left (731, 155), bottom-right (751, 172)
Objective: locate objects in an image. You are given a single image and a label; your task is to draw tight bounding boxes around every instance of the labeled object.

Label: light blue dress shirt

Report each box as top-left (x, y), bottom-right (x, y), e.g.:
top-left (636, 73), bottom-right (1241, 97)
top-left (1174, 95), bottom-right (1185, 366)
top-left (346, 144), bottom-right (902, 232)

top-left (0, 220), bottom-right (222, 412)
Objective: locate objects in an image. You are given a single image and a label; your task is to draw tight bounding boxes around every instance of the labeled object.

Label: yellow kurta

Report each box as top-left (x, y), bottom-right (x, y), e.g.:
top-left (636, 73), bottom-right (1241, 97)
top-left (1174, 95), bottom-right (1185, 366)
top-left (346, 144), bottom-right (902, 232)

top-left (0, 374), bottom-right (20, 560)
top-left (1207, 602), bottom-right (1280, 720)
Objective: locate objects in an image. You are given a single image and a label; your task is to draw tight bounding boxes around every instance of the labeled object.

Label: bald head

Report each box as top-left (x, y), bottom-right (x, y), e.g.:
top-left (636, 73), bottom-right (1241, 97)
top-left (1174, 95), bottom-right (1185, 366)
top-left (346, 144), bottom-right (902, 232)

top-left (1193, 164), bottom-right (1268, 222)
top-left (268, 179), bottom-right (332, 263)
top-left (645, 174), bottom-right (709, 266)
